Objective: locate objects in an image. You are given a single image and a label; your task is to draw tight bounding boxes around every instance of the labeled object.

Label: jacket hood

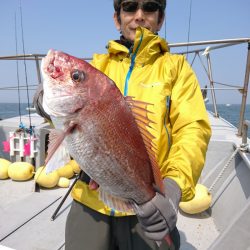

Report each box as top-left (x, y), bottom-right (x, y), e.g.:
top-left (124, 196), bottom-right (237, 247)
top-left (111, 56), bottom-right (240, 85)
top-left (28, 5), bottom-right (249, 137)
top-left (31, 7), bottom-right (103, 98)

top-left (107, 27), bottom-right (169, 65)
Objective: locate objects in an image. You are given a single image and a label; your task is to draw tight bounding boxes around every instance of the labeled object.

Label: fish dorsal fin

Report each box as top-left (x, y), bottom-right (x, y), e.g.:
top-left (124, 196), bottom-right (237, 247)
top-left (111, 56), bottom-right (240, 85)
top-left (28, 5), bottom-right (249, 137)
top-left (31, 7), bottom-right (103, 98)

top-left (125, 96), bottom-right (164, 194)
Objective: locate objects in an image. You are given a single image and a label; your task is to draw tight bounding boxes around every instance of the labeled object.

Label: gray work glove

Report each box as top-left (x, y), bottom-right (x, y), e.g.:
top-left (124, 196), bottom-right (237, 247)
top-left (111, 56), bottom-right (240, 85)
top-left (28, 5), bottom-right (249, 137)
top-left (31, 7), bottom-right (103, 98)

top-left (33, 84), bottom-right (51, 122)
top-left (136, 178), bottom-right (181, 241)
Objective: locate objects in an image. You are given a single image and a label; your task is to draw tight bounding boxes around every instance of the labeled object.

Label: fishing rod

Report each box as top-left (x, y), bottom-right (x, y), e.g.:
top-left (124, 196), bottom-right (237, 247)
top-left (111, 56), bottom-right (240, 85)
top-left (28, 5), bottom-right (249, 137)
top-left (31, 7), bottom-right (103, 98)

top-left (51, 172), bottom-right (82, 221)
top-left (14, 12), bottom-right (22, 125)
top-left (2, 0), bottom-right (38, 174)
top-left (19, 0), bottom-right (33, 134)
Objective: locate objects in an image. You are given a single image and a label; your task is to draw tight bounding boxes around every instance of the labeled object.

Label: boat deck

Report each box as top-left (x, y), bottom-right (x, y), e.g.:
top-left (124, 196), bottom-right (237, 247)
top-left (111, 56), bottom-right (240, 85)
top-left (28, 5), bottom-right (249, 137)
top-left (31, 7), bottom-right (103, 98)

top-left (0, 178), bottom-right (218, 250)
top-left (0, 178), bottom-right (72, 250)
top-left (0, 112), bottom-right (248, 250)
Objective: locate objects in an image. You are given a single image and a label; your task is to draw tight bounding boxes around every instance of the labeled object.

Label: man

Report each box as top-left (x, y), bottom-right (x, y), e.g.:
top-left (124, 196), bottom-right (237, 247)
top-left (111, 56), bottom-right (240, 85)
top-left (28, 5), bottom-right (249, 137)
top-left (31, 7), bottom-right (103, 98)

top-left (34, 0), bottom-right (211, 249)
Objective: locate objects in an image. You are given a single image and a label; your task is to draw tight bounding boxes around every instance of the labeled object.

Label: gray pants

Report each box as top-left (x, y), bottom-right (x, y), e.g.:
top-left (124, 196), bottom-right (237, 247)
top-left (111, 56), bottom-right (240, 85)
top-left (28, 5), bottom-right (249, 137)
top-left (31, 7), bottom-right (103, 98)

top-left (65, 200), bottom-right (180, 250)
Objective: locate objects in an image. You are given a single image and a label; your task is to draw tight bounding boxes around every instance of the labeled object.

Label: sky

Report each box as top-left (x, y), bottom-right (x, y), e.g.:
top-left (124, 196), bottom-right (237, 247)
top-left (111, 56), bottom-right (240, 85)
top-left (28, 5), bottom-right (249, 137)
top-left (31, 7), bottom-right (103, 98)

top-left (0, 0), bottom-right (249, 104)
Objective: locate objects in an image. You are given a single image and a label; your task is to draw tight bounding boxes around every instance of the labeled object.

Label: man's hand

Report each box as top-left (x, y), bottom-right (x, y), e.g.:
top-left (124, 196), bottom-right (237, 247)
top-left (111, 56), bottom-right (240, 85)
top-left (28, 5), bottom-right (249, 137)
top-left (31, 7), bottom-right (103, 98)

top-left (136, 178), bottom-right (181, 241)
top-left (89, 179), bottom-right (99, 190)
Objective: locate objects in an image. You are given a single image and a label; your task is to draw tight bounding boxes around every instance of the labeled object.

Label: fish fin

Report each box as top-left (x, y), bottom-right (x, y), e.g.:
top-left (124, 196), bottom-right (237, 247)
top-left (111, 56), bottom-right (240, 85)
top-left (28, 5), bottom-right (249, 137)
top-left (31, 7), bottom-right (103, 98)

top-left (125, 96), bottom-right (155, 139)
top-left (45, 142), bottom-right (71, 174)
top-left (99, 188), bottom-right (134, 213)
top-left (125, 96), bottom-right (164, 194)
top-left (45, 123), bottom-right (76, 166)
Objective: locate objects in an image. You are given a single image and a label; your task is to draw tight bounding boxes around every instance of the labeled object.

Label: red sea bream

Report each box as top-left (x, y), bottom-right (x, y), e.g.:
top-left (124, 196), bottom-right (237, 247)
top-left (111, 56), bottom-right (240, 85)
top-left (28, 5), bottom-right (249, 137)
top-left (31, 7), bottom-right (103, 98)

top-left (42, 49), bottom-right (164, 212)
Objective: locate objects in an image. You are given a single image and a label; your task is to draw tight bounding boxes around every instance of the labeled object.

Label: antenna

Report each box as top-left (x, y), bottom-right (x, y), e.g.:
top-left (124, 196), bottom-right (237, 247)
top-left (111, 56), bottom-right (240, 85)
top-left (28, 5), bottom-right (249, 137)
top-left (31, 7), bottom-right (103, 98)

top-left (164, 11), bottom-right (166, 40)
top-left (186, 0), bottom-right (193, 60)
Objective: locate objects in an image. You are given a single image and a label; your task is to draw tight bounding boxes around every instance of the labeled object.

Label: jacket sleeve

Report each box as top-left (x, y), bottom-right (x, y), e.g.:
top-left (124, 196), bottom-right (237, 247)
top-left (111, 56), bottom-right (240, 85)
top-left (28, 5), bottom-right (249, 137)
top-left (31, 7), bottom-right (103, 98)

top-left (162, 55), bottom-right (211, 202)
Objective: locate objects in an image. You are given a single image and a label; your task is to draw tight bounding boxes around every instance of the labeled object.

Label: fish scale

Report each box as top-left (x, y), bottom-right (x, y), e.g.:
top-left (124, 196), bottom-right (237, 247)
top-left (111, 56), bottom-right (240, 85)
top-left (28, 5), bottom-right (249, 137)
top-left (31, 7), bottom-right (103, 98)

top-left (66, 108), bottom-right (155, 204)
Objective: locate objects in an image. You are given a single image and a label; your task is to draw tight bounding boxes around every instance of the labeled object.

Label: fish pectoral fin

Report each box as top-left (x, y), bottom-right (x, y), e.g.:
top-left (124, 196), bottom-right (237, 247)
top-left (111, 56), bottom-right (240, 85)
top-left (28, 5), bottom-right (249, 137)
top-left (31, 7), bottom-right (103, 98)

top-left (45, 124), bottom-right (75, 173)
top-left (45, 142), bottom-right (71, 173)
top-left (99, 188), bottom-right (134, 213)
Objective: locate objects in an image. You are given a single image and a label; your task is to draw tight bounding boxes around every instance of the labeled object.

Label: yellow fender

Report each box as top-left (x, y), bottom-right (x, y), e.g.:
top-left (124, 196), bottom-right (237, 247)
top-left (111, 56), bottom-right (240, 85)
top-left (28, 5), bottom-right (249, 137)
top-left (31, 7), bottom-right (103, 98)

top-left (0, 158), bottom-right (12, 179)
top-left (8, 162), bottom-right (34, 181)
top-left (179, 184), bottom-right (212, 214)
top-left (69, 160), bottom-right (81, 174)
top-left (57, 177), bottom-right (70, 188)
top-left (35, 166), bottom-right (59, 188)
top-left (57, 163), bottom-right (75, 179)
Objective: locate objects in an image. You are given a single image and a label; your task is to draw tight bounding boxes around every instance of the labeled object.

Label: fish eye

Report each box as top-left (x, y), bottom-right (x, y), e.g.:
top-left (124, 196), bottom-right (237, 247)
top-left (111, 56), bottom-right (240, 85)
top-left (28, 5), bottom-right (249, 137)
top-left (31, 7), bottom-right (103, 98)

top-left (71, 70), bottom-right (85, 83)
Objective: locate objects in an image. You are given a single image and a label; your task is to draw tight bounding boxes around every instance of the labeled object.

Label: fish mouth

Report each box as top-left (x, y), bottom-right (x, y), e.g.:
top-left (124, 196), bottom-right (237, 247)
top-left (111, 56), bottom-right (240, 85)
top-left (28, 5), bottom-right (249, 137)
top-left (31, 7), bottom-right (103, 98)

top-left (46, 58), bottom-right (64, 79)
top-left (44, 49), bottom-right (68, 79)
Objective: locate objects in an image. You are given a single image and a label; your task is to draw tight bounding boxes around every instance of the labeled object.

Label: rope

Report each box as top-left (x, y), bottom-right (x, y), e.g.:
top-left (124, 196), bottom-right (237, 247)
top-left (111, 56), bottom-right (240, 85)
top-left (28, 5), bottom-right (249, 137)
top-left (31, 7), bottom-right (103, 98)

top-left (164, 11), bottom-right (167, 40)
top-left (190, 52), bottom-right (197, 66)
top-left (208, 147), bottom-right (240, 192)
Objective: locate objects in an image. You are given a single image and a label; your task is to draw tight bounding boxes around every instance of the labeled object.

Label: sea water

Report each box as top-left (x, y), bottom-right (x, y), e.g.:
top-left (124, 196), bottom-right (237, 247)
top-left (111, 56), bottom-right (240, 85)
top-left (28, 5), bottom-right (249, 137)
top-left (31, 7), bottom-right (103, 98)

top-left (0, 103), bottom-right (249, 135)
top-left (206, 104), bottom-right (250, 128)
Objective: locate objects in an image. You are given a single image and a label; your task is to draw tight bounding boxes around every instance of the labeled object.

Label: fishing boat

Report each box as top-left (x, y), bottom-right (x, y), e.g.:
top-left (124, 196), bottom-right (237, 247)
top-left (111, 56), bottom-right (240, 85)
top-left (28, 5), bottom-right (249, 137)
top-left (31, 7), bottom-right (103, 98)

top-left (0, 37), bottom-right (249, 250)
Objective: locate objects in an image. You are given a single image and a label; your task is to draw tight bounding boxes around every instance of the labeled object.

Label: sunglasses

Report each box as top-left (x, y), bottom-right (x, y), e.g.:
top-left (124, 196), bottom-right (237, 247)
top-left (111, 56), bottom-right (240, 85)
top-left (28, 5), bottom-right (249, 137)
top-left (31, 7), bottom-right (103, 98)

top-left (121, 1), bottom-right (161, 13)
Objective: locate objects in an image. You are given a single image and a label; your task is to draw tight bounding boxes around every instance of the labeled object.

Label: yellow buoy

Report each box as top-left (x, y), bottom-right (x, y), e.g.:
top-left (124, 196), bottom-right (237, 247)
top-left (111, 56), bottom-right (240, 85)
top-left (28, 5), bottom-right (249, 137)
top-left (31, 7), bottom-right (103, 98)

top-left (69, 159), bottom-right (81, 174)
top-left (35, 166), bottom-right (59, 188)
top-left (8, 162), bottom-right (34, 181)
top-left (0, 158), bottom-right (12, 179)
top-left (57, 177), bottom-right (70, 188)
top-left (179, 184), bottom-right (212, 214)
top-left (57, 163), bottom-right (75, 179)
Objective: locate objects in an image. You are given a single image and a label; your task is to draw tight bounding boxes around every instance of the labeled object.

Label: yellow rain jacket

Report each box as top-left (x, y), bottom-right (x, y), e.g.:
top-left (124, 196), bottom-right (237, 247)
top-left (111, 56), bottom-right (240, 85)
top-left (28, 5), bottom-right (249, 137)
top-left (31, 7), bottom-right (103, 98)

top-left (71, 27), bottom-right (211, 216)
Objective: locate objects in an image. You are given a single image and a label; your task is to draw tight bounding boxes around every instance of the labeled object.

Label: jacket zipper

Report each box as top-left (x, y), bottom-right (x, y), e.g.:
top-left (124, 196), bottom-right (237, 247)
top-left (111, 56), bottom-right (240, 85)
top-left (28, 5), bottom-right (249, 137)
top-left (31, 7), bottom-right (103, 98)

top-left (123, 34), bottom-right (143, 96)
top-left (164, 96), bottom-right (171, 152)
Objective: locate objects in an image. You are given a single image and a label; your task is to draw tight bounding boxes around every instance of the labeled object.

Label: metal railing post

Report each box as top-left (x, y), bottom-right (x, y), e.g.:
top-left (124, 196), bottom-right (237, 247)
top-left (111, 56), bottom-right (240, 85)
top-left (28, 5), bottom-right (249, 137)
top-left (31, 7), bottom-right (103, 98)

top-left (206, 53), bottom-right (219, 117)
top-left (34, 55), bottom-right (42, 85)
top-left (238, 43), bottom-right (250, 136)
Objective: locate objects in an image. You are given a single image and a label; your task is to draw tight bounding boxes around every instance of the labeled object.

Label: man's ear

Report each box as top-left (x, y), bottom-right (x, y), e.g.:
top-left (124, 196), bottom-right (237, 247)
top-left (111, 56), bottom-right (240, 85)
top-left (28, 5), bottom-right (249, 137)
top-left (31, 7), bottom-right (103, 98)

top-left (113, 12), bottom-right (121, 31)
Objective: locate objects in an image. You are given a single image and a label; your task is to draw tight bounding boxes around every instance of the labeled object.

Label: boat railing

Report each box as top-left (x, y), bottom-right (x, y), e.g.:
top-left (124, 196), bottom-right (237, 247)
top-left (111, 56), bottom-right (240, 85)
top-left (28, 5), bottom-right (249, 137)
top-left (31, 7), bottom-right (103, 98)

top-left (168, 38), bottom-right (250, 136)
top-left (0, 38), bottom-right (249, 136)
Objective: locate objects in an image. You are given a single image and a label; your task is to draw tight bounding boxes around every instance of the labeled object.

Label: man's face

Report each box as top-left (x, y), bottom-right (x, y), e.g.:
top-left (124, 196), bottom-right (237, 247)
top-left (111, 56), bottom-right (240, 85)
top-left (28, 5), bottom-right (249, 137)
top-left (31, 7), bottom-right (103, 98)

top-left (114, 0), bottom-right (164, 42)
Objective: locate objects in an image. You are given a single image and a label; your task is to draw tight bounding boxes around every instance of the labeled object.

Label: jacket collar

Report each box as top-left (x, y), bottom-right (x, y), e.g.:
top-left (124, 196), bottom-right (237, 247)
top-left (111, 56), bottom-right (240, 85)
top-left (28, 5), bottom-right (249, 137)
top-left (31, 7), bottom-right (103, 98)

top-left (107, 27), bottom-right (169, 65)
